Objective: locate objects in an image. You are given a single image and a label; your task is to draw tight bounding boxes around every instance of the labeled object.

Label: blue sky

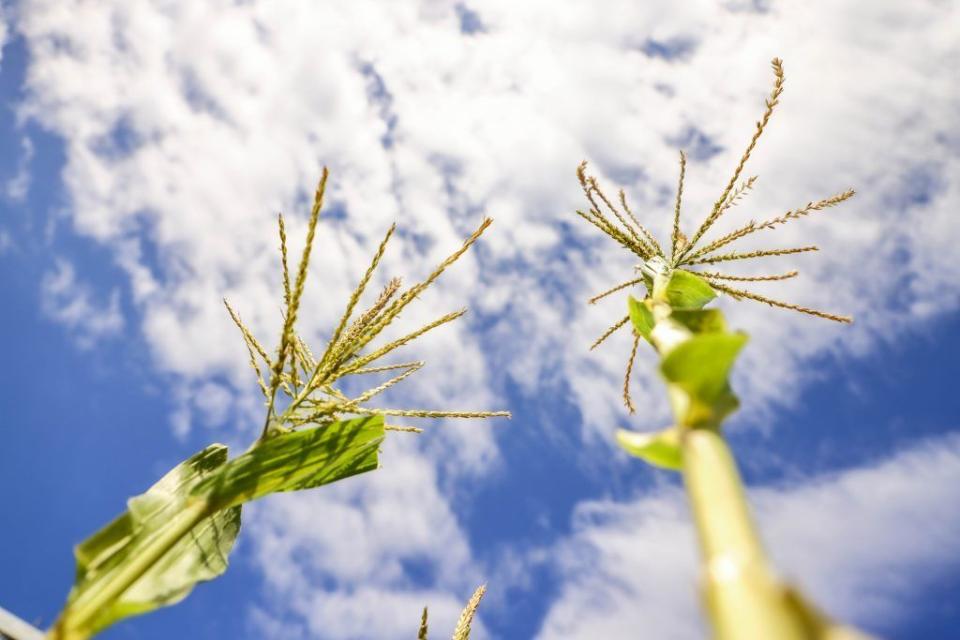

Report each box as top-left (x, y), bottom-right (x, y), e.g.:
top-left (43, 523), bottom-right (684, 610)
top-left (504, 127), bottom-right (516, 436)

top-left (1, 1), bottom-right (959, 638)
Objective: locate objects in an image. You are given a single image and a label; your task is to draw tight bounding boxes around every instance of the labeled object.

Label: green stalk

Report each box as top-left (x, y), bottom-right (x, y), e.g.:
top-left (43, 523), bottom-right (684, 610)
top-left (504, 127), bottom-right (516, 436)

top-left (682, 429), bottom-right (808, 640)
top-left (683, 430), bottom-right (871, 640)
top-left (648, 262), bottom-right (810, 637)
top-left (625, 259), bottom-right (872, 639)
top-left (50, 499), bottom-right (213, 640)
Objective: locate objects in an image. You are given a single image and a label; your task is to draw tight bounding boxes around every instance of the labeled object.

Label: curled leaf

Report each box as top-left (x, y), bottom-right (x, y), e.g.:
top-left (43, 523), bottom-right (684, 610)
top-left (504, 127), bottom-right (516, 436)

top-left (616, 426), bottom-right (683, 470)
top-left (660, 332), bottom-right (747, 428)
top-left (52, 446), bottom-right (241, 640)
top-left (53, 416), bottom-right (385, 640)
top-left (628, 296), bottom-right (655, 342)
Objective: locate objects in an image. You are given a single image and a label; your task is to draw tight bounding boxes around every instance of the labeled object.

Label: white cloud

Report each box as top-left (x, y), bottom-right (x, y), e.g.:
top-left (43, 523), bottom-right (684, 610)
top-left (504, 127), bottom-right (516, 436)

top-left (12, 0), bottom-right (960, 636)
top-left (17, 0), bottom-right (960, 438)
top-left (40, 259), bottom-right (124, 349)
top-left (247, 436), bottom-right (491, 639)
top-left (538, 433), bottom-right (960, 638)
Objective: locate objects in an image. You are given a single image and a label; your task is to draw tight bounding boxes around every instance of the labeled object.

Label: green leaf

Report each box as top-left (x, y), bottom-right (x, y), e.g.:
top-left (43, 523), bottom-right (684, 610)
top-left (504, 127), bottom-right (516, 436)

top-left (660, 332), bottom-right (747, 428)
top-left (55, 446), bottom-right (241, 640)
top-left (628, 296), bottom-right (655, 341)
top-left (670, 308), bottom-right (727, 335)
top-left (665, 270), bottom-right (716, 310)
top-left (196, 415), bottom-right (385, 510)
top-left (54, 416), bottom-right (385, 640)
top-left (616, 426), bottom-right (683, 470)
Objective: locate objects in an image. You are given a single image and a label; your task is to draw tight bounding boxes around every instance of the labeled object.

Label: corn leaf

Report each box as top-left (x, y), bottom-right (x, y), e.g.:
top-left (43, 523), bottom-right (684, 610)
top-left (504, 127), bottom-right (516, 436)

top-left (660, 332), bottom-right (747, 428)
top-left (670, 308), bottom-right (727, 335)
top-left (616, 426), bottom-right (683, 470)
top-left (53, 445), bottom-right (241, 640)
top-left (628, 296), bottom-right (655, 342)
top-left (197, 415), bottom-right (385, 510)
top-left (53, 416), bottom-right (385, 640)
top-left (665, 270), bottom-right (716, 310)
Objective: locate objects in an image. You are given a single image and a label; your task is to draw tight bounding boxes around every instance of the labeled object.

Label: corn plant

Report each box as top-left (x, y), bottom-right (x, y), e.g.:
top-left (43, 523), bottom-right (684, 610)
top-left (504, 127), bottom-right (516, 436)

top-left (40, 169), bottom-right (508, 640)
top-left (578, 59), bottom-right (871, 639)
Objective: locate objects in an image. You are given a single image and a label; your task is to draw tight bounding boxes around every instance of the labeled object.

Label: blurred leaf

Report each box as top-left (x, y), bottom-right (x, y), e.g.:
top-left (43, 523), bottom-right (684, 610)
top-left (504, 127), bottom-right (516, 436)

top-left (54, 446), bottom-right (241, 640)
top-left (419, 606), bottom-right (429, 640)
top-left (197, 415), bottom-right (384, 509)
top-left (628, 296), bottom-right (655, 341)
top-left (665, 270), bottom-right (716, 310)
top-left (617, 426), bottom-right (683, 470)
top-left (661, 332), bottom-right (747, 427)
top-left (670, 308), bottom-right (727, 335)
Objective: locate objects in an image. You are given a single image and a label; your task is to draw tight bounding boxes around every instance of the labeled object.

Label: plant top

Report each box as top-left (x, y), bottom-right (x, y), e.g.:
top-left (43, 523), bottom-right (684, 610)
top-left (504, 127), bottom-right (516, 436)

top-left (576, 59), bottom-right (855, 412)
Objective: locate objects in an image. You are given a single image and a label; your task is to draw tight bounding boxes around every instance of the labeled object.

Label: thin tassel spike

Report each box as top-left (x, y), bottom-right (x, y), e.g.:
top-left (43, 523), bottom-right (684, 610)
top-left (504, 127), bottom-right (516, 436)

top-left (325, 224), bottom-right (397, 359)
top-left (752, 189), bottom-right (855, 232)
top-left (323, 384), bottom-right (350, 402)
top-left (294, 334), bottom-right (317, 373)
top-left (278, 213), bottom-right (291, 310)
top-left (698, 270), bottom-right (798, 282)
top-left (717, 176), bottom-right (757, 231)
top-left (590, 314), bottom-right (629, 351)
top-left (710, 281), bottom-right (852, 323)
top-left (685, 188), bottom-right (854, 262)
top-left (405, 218), bottom-right (492, 300)
top-left (576, 160), bottom-right (591, 189)
top-left (577, 208), bottom-right (629, 245)
top-left (670, 150), bottom-right (687, 263)
top-left (338, 309), bottom-right (467, 377)
top-left (328, 278), bottom-right (402, 364)
top-left (619, 189), bottom-right (663, 257)
top-left (353, 408), bottom-right (511, 419)
top-left (268, 168), bottom-right (329, 422)
top-left (223, 299), bottom-right (271, 365)
top-left (296, 222), bottom-right (489, 413)
top-left (622, 331), bottom-right (640, 414)
top-left (386, 424), bottom-right (425, 434)
top-left (576, 209), bottom-right (638, 250)
top-left (344, 362), bottom-right (423, 406)
top-left (238, 331), bottom-right (269, 398)
top-left (578, 161), bottom-right (655, 257)
top-left (346, 278), bottom-right (402, 335)
top-left (576, 210), bottom-right (651, 260)
top-left (308, 278), bottom-right (402, 391)
top-left (683, 222), bottom-right (759, 262)
top-left (287, 342), bottom-right (302, 393)
top-left (452, 585), bottom-right (487, 640)
top-left (588, 278), bottom-right (644, 305)
top-left (683, 58), bottom-right (785, 256)
top-left (419, 607), bottom-right (429, 640)
top-left (685, 245), bottom-right (818, 266)
top-left (588, 176), bottom-right (654, 255)
top-left (720, 176), bottom-right (757, 213)
top-left (347, 219), bottom-right (494, 354)
top-left (346, 361), bottom-right (423, 375)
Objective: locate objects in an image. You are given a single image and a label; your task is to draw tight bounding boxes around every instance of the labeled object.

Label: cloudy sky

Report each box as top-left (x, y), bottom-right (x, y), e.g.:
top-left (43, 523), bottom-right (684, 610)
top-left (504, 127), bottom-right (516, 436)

top-left (1, 1), bottom-right (959, 638)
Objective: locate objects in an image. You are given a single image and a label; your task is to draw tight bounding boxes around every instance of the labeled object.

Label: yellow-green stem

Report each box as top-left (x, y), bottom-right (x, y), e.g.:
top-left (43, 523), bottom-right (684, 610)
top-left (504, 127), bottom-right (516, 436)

top-left (682, 429), bottom-right (809, 640)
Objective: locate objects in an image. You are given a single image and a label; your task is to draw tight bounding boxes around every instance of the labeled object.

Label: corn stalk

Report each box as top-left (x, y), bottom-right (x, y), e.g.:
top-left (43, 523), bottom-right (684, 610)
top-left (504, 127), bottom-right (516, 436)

top-left (617, 258), bottom-right (870, 639)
